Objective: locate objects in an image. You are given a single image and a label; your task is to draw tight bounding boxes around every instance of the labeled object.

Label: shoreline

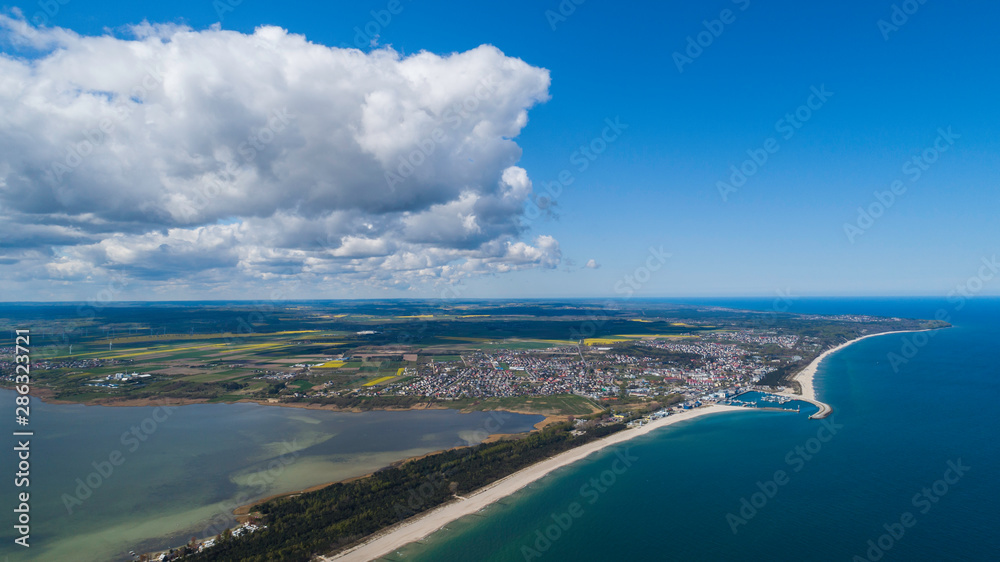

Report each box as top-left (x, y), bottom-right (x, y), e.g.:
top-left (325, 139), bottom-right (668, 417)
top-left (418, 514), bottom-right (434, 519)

top-left (21, 388), bottom-right (454, 411)
top-left (324, 404), bottom-right (753, 562)
top-left (778, 328), bottom-right (937, 418)
top-left (20, 390), bottom-right (597, 425)
top-left (139, 408), bottom-right (559, 560)
top-left (325, 329), bottom-right (944, 560)
top-left (35, 328), bottom-right (944, 559)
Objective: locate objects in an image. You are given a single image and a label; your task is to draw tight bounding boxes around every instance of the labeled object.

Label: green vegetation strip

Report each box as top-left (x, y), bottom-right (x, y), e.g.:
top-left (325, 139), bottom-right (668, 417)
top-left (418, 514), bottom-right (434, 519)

top-left (190, 422), bottom-right (625, 561)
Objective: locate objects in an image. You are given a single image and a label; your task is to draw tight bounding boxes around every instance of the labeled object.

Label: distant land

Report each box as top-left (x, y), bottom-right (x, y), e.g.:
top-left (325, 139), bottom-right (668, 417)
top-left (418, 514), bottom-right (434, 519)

top-left (0, 300), bottom-right (949, 560)
top-left (0, 300), bottom-right (947, 411)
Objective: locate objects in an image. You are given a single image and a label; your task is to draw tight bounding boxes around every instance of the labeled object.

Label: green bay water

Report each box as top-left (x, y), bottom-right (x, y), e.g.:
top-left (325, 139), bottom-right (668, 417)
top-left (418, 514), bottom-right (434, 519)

top-left (397, 298), bottom-right (999, 561)
top-left (0, 400), bottom-right (541, 561)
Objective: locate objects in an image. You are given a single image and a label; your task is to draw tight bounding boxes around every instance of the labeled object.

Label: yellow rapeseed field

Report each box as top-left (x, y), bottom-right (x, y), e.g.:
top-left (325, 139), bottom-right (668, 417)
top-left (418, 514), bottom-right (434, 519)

top-left (362, 375), bottom-right (397, 387)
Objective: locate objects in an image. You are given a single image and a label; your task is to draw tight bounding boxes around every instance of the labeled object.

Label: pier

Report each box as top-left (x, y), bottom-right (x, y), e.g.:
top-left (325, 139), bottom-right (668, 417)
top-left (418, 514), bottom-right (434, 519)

top-left (772, 392), bottom-right (832, 419)
top-left (728, 390), bottom-right (832, 419)
top-left (802, 398), bottom-right (833, 419)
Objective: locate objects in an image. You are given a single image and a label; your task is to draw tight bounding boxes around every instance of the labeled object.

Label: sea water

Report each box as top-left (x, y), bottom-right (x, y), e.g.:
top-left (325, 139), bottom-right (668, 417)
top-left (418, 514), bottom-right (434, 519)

top-left (397, 298), bottom-right (999, 561)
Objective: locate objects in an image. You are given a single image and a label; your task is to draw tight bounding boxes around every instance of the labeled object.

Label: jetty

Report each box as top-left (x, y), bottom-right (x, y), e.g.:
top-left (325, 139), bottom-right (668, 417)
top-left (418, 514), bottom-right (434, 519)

top-left (799, 397), bottom-right (832, 419)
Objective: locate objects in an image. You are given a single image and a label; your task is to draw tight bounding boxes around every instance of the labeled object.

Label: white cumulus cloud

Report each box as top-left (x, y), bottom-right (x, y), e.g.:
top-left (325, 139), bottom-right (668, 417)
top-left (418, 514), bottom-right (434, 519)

top-left (0, 15), bottom-right (559, 296)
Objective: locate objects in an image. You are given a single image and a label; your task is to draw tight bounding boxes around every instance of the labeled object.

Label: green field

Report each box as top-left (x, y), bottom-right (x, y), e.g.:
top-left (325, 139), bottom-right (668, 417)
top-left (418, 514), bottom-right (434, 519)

top-left (453, 394), bottom-right (600, 416)
top-left (3, 300), bottom-right (946, 410)
top-left (182, 371), bottom-right (250, 383)
top-left (476, 341), bottom-right (565, 350)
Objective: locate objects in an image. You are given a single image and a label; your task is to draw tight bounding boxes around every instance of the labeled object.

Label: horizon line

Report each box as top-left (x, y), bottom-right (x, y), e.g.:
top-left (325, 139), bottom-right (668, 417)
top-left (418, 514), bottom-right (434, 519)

top-left (2, 295), bottom-right (998, 305)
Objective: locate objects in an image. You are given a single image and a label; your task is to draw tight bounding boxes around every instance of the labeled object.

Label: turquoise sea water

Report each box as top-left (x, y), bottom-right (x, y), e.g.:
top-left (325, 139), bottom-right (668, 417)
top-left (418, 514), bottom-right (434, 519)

top-left (396, 298), bottom-right (1000, 561)
top-left (0, 399), bottom-right (541, 561)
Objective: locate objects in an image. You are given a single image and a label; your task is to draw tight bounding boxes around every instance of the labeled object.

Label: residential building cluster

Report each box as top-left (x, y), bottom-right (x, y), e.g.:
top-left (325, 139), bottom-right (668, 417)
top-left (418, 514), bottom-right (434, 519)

top-left (367, 350), bottom-right (620, 399)
top-left (714, 330), bottom-right (800, 348)
top-left (254, 370), bottom-right (300, 381)
top-left (348, 339), bottom-right (792, 401)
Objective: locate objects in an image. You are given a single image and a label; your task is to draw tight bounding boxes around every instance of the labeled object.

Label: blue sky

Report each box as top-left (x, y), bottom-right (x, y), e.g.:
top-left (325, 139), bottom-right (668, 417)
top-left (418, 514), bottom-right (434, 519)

top-left (1, 0), bottom-right (998, 300)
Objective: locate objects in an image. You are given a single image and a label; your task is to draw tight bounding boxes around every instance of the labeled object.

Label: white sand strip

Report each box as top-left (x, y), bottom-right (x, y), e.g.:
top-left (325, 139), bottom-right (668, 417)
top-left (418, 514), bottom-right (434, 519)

top-left (326, 404), bottom-right (750, 561)
top-left (780, 329), bottom-right (933, 417)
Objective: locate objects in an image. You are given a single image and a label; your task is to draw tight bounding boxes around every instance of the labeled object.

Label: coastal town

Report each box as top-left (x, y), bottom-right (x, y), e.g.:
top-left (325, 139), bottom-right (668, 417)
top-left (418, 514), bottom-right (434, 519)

top-left (286, 329), bottom-right (816, 409)
top-left (115, 323), bottom-right (856, 560)
top-left (0, 325), bottom-right (860, 416)
top-left (0, 300), bottom-right (948, 562)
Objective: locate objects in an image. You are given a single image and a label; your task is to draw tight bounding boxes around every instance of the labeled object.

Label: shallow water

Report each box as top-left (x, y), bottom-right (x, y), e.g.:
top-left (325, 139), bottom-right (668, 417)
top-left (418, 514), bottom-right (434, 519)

top-left (0, 399), bottom-right (542, 561)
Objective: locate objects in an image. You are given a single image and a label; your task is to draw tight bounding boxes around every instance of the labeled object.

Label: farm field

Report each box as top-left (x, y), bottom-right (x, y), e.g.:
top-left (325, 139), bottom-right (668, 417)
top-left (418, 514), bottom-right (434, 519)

top-left (1, 299), bottom-right (944, 416)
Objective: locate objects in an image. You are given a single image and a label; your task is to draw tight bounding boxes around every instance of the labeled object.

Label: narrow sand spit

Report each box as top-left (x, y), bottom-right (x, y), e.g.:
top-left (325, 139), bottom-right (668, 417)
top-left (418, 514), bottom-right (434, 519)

top-left (779, 329), bottom-right (933, 418)
top-left (326, 404), bottom-right (750, 561)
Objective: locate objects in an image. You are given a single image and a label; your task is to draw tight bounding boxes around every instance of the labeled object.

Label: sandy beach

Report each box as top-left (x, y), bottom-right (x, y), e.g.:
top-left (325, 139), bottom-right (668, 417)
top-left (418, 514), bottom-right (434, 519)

top-left (326, 404), bottom-right (750, 561)
top-left (329, 329), bottom-right (943, 561)
top-left (779, 329), bottom-right (933, 417)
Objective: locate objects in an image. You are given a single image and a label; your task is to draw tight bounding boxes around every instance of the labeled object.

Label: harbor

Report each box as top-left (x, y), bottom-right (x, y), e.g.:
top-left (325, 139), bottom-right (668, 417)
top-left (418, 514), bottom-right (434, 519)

top-left (722, 390), bottom-right (811, 415)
